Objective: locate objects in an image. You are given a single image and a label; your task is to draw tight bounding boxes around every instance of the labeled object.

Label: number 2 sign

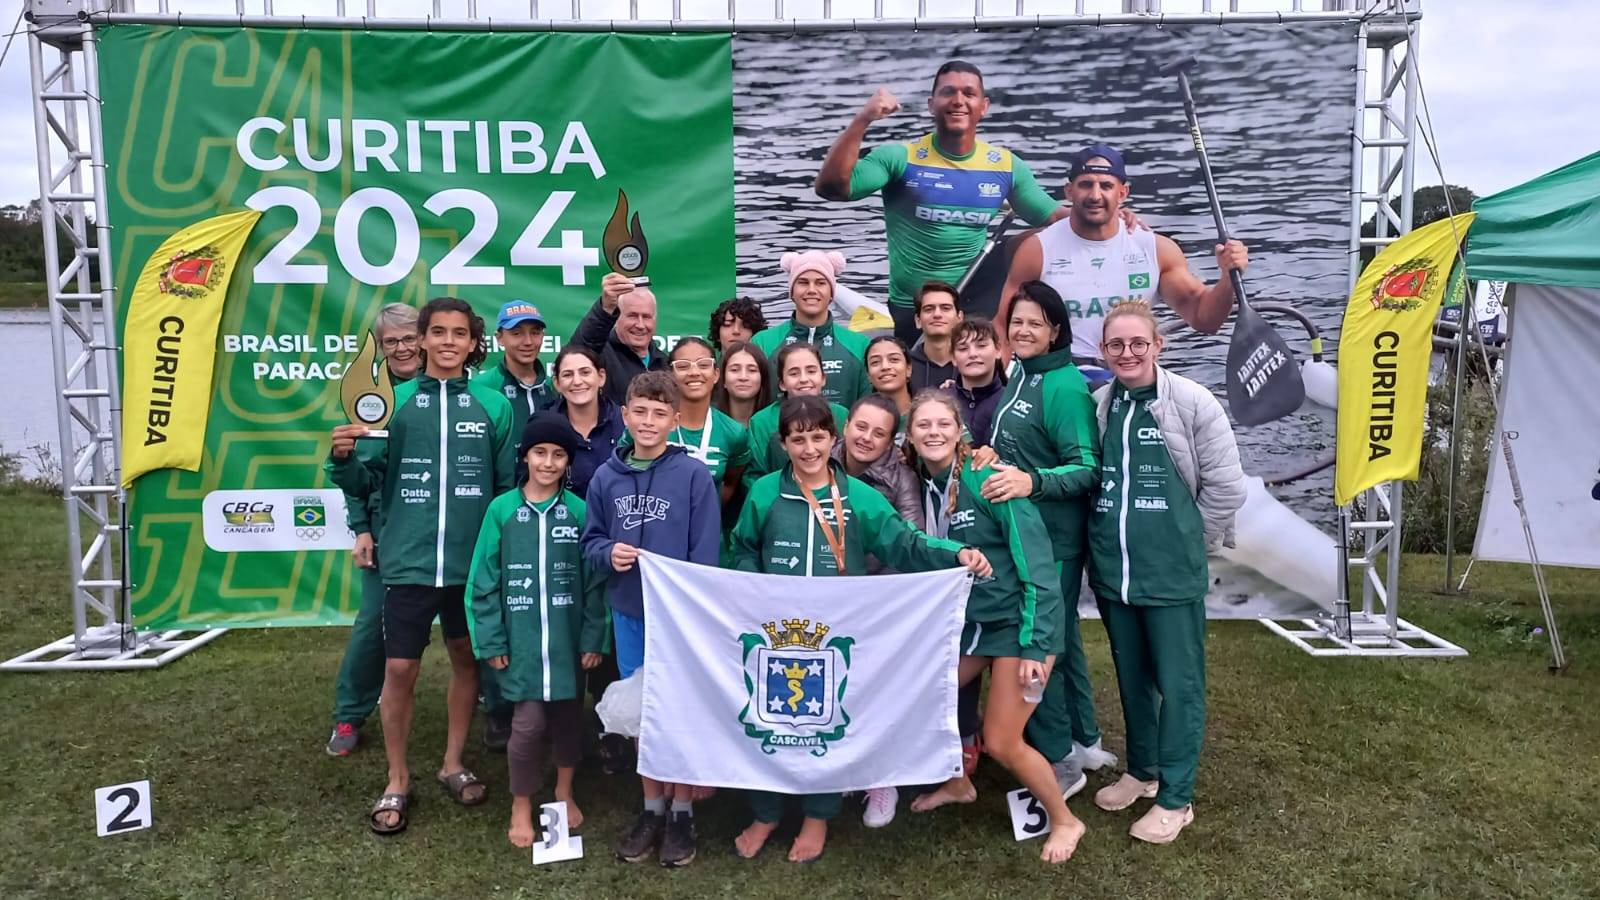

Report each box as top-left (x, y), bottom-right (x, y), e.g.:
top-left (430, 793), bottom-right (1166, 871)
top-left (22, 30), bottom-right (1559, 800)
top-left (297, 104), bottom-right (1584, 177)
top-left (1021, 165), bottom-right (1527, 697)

top-left (94, 780), bottom-right (152, 837)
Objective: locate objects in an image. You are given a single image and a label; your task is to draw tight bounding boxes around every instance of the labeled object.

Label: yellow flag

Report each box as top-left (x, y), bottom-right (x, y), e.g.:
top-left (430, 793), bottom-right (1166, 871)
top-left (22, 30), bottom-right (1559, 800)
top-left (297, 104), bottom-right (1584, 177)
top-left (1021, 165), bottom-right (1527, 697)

top-left (1334, 212), bottom-right (1475, 505)
top-left (121, 209), bottom-right (261, 486)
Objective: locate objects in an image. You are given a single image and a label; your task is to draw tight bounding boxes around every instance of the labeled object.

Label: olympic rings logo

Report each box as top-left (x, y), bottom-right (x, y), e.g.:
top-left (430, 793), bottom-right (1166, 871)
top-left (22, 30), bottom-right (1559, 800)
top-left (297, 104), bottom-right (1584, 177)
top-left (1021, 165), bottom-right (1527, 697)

top-left (295, 527), bottom-right (326, 541)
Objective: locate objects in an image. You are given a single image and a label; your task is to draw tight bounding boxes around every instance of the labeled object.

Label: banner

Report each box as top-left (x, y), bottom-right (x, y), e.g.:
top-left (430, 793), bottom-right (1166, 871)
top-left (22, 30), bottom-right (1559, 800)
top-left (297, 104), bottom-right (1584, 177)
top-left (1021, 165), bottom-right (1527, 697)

top-left (98, 26), bottom-right (735, 627)
top-left (636, 553), bottom-right (970, 794)
top-left (93, 21), bottom-right (1355, 628)
top-left (1474, 284), bottom-right (1600, 568)
top-left (120, 210), bottom-right (260, 485)
top-left (1334, 213), bottom-right (1475, 505)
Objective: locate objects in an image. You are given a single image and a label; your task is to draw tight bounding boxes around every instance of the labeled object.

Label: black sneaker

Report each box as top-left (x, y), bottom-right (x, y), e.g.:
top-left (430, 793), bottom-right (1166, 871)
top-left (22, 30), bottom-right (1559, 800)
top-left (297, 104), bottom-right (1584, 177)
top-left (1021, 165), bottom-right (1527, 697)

top-left (482, 712), bottom-right (512, 753)
top-left (613, 811), bottom-right (664, 863)
top-left (658, 812), bottom-right (697, 868)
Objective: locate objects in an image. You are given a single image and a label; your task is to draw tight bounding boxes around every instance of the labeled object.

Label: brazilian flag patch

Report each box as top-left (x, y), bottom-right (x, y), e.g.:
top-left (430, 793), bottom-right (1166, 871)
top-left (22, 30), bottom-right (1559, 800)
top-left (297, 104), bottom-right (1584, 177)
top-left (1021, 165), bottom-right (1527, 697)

top-left (1128, 272), bottom-right (1151, 290)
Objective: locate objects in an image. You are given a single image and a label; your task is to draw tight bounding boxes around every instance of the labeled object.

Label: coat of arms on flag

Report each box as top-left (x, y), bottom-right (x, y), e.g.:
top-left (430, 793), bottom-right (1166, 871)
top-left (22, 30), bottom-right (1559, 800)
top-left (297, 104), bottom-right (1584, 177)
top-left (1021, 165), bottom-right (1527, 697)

top-left (739, 618), bottom-right (853, 756)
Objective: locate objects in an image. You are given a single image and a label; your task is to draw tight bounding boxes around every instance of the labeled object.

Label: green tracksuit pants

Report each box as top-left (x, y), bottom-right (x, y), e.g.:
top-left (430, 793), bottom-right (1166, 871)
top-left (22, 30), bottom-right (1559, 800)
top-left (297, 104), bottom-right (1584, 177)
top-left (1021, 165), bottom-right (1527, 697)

top-left (1097, 595), bottom-right (1206, 810)
top-left (748, 790), bottom-right (843, 823)
top-left (332, 565), bottom-right (386, 727)
top-left (1023, 554), bottom-right (1102, 762)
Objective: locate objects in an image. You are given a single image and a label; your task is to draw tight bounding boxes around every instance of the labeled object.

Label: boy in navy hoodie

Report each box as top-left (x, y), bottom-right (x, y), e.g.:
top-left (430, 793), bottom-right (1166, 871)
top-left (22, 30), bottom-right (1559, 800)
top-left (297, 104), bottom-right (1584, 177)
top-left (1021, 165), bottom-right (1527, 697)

top-left (581, 371), bottom-right (721, 867)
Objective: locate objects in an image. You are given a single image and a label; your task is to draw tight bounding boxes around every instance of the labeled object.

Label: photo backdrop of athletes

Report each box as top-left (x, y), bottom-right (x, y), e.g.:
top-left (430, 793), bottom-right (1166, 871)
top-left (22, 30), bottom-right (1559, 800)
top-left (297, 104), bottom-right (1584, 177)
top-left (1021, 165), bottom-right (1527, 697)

top-left (100, 26), bottom-right (735, 627)
top-left (732, 23), bottom-right (1354, 619)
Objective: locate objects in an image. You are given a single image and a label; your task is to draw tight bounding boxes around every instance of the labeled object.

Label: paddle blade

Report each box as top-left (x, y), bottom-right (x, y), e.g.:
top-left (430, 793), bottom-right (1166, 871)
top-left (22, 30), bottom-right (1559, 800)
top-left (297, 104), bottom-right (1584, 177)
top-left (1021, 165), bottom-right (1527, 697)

top-left (1225, 299), bottom-right (1306, 426)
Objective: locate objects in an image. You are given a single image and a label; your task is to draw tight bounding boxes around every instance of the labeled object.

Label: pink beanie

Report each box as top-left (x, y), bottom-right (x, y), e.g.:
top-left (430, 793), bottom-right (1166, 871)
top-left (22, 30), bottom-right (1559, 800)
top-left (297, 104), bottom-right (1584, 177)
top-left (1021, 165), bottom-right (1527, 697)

top-left (781, 250), bottom-right (847, 295)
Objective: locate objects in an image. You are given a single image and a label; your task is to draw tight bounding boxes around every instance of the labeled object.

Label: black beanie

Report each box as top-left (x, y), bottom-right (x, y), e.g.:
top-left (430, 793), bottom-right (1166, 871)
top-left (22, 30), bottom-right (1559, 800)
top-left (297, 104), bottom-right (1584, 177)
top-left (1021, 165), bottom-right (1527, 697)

top-left (518, 411), bottom-right (581, 461)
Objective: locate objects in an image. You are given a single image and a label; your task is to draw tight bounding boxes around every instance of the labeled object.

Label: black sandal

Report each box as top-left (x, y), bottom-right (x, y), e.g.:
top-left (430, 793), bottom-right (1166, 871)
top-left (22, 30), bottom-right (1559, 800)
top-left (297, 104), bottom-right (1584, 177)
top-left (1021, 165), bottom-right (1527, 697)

top-left (370, 792), bottom-right (409, 835)
top-left (437, 769), bottom-right (488, 806)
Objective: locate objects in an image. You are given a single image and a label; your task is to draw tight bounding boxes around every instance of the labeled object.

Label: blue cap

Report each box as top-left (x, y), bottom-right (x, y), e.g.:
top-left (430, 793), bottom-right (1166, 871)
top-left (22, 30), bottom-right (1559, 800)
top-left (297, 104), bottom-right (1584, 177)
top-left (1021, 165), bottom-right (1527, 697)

top-left (1069, 144), bottom-right (1127, 181)
top-left (497, 301), bottom-right (547, 331)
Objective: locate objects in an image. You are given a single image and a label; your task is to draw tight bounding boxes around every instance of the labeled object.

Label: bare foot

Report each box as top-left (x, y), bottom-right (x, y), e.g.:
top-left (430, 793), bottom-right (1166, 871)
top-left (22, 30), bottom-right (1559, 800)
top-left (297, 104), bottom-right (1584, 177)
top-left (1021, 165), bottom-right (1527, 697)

top-left (1040, 816), bottom-right (1087, 863)
top-left (508, 797), bottom-right (536, 849)
top-left (734, 820), bottom-right (778, 859)
top-left (910, 777), bottom-right (977, 813)
top-left (788, 818), bottom-right (827, 863)
top-left (553, 791), bottom-right (584, 830)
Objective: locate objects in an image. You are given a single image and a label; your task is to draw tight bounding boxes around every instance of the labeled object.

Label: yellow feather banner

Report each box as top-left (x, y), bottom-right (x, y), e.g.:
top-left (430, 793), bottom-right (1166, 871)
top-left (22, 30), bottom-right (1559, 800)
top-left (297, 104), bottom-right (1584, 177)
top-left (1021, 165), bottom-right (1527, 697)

top-left (121, 209), bottom-right (261, 486)
top-left (1334, 212), bottom-right (1475, 506)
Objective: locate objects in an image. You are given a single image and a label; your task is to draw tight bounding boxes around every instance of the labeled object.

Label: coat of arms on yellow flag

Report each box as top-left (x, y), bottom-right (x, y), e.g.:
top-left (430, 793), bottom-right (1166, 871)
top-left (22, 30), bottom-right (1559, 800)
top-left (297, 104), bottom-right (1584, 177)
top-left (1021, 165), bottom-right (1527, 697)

top-left (121, 209), bottom-right (261, 486)
top-left (1334, 212), bottom-right (1475, 505)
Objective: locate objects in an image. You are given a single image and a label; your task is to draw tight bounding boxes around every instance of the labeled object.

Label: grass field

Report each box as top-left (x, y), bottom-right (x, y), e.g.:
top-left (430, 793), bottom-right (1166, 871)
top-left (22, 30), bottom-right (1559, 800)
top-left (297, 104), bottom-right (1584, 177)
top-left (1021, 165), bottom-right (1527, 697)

top-left (1, 488), bottom-right (1596, 899)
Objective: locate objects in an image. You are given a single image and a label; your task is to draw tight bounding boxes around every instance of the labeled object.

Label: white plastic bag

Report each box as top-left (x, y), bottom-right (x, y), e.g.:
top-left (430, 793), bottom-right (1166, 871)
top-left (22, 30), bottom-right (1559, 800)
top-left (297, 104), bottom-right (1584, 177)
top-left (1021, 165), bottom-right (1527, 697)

top-left (596, 670), bottom-right (644, 738)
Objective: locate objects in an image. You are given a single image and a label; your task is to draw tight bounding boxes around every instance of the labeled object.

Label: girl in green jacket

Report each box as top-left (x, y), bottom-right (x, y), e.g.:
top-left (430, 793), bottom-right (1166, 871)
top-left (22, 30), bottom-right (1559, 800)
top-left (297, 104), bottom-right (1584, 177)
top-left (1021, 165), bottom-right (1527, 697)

top-left (466, 413), bottom-right (608, 850)
top-left (1087, 301), bottom-right (1243, 845)
top-left (903, 392), bottom-right (1084, 863)
top-left (743, 342), bottom-right (850, 491)
top-left (729, 394), bottom-right (991, 864)
top-left (981, 280), bottom-right (1112, 786)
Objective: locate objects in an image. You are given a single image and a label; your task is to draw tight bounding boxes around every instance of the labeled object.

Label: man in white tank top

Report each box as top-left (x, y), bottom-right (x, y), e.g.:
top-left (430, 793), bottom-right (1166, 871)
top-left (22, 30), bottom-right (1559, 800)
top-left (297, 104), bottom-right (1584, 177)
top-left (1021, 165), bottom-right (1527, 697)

top-left (997, 143), bottom-right (1250, 363)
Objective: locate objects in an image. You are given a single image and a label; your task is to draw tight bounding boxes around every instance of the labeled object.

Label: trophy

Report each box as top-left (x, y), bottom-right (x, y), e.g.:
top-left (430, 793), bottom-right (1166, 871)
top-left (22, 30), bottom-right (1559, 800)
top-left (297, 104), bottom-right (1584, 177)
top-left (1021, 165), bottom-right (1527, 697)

top-left (603, 189), bottom-right (650, 286)
top-left (339, 332), bottom-right (396, 439)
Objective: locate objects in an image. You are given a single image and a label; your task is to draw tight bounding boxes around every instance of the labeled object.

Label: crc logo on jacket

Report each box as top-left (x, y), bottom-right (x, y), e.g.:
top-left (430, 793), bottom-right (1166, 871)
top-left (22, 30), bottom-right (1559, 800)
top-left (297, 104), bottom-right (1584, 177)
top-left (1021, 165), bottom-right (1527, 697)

top-left (615, 494), bottom-right (671, 531)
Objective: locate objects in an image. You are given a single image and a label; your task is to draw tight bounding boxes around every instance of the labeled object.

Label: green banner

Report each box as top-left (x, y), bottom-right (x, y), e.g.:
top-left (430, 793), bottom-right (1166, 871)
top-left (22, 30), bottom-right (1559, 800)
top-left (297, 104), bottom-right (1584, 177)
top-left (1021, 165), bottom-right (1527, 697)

top-left (99, 26), bottom-right (736, 628)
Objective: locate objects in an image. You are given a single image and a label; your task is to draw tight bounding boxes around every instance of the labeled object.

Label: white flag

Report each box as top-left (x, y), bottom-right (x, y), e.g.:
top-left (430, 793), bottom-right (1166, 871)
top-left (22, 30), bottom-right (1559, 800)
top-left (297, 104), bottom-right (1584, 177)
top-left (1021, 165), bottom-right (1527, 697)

top-left (637, 551), bottom-right (971, 794)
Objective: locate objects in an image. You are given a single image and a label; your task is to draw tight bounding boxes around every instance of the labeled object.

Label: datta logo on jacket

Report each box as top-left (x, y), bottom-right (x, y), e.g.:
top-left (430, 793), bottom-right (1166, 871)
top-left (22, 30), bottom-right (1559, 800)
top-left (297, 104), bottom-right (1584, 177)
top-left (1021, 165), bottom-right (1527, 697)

top-left (738, 618), bottom-right (853, 756)
top-left (614, 493), bottom-right (671, 531)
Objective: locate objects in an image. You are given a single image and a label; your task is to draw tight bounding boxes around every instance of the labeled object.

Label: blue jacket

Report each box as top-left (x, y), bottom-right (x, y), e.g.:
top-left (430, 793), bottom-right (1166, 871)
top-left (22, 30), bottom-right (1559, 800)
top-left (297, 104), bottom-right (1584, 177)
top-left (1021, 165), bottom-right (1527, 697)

top-left (552, 395), bottom-right (626, 501)
top-left (580, 444), bottom-right (722, 619)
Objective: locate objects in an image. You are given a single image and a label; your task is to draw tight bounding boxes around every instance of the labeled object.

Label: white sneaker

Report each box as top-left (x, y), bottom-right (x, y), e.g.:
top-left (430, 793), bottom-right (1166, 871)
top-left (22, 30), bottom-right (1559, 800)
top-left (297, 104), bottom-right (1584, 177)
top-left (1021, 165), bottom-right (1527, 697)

top-left (1073, 739), bottom-right (1119, 771)
top-left (862, 787), bottom-right (898, 828)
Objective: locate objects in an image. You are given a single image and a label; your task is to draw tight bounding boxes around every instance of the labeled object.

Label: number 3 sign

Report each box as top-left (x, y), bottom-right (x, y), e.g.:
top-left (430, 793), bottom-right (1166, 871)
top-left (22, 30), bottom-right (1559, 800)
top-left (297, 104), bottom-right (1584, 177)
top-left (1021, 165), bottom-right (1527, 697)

top-left (94, 780), bottom-right (152, 837)
top-left (531, 801), bottom-right (584, 865)
top-left (1006, 787), bottom-right (1050, 842)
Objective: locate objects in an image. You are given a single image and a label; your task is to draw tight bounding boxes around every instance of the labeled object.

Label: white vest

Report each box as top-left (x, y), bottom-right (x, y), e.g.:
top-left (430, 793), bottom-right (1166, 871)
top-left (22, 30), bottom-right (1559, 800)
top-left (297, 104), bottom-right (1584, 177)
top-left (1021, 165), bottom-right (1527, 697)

top-left (1035, 220), bottom-right (1160, 360)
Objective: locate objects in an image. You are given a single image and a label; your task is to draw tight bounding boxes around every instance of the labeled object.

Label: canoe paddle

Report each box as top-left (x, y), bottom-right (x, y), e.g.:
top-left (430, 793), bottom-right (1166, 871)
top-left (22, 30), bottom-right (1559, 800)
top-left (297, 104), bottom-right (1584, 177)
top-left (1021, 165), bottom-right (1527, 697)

top-left (955, 209), bottom-right (1016, 320)
top-left (1163, 57), bottom-right (1305, 426)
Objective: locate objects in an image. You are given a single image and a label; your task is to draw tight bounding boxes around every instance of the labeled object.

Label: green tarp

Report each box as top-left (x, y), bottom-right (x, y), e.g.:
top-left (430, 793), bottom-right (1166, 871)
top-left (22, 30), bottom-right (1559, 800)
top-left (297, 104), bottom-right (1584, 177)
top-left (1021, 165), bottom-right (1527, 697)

top-left (1465, 151), bottom-right (1600, 289)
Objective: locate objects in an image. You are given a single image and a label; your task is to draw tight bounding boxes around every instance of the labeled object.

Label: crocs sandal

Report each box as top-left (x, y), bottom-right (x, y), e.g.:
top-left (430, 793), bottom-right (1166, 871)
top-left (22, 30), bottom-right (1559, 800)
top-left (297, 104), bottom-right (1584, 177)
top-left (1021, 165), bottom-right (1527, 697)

top-left (370, 792), bottom-right (409, 835)
top-left (437, 769), bottom-right (488, 806)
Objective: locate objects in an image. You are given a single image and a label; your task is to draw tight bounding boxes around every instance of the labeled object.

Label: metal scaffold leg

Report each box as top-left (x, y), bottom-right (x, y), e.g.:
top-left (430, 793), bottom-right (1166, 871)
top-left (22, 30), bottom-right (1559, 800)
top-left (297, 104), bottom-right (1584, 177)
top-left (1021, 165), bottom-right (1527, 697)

top-left (3, 8), bottom-right (224, 673)
top-left (1258, 8), bottom-right (1462, 659)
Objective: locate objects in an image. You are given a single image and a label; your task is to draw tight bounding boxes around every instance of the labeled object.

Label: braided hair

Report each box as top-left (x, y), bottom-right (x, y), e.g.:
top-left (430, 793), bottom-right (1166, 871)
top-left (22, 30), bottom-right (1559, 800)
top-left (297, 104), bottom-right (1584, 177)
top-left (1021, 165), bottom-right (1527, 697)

top-left (901, 389), bottom-right (973, 519)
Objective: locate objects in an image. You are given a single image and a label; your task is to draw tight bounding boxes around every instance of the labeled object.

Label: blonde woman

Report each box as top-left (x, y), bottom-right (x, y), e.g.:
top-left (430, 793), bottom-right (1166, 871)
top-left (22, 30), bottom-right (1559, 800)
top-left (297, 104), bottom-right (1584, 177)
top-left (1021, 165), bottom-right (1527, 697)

top-left (1086, 300), bottom-right (1245, 844)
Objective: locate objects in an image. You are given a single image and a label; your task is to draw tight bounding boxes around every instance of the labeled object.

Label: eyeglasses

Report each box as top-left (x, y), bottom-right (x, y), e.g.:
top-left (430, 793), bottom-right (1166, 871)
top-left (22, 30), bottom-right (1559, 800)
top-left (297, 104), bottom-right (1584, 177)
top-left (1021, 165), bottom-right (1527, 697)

top-left (381, 334), bottom-right (418, 350)
top-left (670, 359), bottom-right (717, 373)
top-left (1102, 338), bottom-right (1153, 357)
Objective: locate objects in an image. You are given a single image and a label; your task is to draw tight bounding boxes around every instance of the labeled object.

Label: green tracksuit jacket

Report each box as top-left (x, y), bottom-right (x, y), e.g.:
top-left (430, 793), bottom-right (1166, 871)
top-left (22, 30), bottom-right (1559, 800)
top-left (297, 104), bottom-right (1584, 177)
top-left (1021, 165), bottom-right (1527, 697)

top-left (988, 349), bottom-right (1100, 558)
top-left (923, 462), bottom-right (1063, 662)
top-left (329, 374), bottom-right (515, 587)
top-left (472, 357), bottom-right (556, 438)
top-left (466, 488), bottom-right (608, 702)
top-left (750, 316), bottom-right (871, 408)
top-left (1088, 381), bottom-right (1209, 605)
top-left (741, 399), bottom-right (850, 492)
top-left (731, 461), bottom-right (967, 577)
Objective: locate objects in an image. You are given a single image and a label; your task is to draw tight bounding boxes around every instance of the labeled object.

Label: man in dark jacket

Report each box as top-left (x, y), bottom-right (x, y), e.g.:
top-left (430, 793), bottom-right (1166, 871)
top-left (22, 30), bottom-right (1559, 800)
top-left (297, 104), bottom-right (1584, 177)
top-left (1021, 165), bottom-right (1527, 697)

top-left (571, 272), bottom-right (667, 406)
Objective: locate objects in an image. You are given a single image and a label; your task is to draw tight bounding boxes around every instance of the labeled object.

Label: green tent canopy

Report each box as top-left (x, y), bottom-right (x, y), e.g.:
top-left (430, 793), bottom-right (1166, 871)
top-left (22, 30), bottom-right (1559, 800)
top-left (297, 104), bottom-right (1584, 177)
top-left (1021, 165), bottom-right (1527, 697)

top-left (1465, 151), bottom-right (1600, 289)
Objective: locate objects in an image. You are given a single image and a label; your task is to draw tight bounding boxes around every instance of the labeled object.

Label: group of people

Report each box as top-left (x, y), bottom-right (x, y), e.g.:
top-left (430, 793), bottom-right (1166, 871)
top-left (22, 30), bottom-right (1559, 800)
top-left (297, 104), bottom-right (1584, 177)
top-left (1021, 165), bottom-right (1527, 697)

top-left (321, 58), bottom-right (1248, 866)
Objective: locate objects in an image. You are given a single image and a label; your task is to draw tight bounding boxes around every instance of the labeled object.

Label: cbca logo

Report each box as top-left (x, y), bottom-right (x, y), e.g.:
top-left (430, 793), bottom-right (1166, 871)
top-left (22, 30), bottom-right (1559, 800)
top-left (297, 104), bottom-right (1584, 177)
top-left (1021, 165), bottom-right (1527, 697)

top-left (738, 618), bottom-right (853, 756)
top-left (221, 501), bottom-right (274, 534)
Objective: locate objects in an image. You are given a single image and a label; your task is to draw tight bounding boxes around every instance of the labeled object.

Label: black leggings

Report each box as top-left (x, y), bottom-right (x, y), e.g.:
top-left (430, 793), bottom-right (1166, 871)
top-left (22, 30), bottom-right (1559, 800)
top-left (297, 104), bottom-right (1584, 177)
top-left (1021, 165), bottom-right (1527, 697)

top-left (958, 677), bottom-right (982, 740)
top-left (508, 699), bottom-right (584, 797)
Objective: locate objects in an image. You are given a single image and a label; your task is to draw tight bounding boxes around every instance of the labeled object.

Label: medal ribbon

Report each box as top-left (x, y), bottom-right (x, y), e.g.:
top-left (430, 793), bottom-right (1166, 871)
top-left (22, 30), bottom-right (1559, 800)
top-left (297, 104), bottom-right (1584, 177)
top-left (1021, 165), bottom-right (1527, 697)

top-left (800, 471), bottom-right (848, 573)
